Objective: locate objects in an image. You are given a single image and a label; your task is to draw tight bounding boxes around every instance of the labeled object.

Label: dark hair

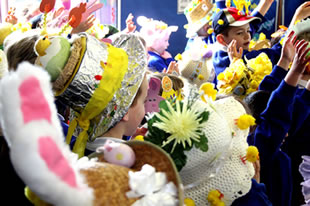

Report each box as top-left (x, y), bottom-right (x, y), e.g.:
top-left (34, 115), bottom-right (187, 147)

top-left (6, 34), bottom-right (39, 70)
top-left (244, 90), bottom-right (271, 124)
top-left (220, 26), bottom-right (232, 37)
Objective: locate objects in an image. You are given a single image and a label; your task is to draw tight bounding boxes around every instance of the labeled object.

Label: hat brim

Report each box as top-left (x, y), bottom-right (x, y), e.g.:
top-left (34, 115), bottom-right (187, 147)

top-left (229, 16), bottom-right (261, 27)
top-left (88, 140), bottom-right (184, 205)
top-left (186, 17), bottom-right (211, 37)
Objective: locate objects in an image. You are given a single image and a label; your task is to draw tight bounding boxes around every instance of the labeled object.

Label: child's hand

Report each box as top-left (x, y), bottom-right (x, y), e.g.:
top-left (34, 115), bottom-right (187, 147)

top-left (164, 61), bottom-right (180, 75)
top-left (125, 13), bottom-right (136, 33)
top-left (227, 39), bottom-right (243, 63)
top-left (290, 1), bottom-right (310, 28)
top-left (71, 15), bottom-right (95, 34)
top-left (278, 31), bottom-right (298, 69)
top-left (285, 40), bottom-right (310, 86)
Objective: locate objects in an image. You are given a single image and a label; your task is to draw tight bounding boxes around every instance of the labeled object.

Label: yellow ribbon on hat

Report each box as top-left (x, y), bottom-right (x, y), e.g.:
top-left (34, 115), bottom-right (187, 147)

top-left (66, 43), bottom-right (128, 158)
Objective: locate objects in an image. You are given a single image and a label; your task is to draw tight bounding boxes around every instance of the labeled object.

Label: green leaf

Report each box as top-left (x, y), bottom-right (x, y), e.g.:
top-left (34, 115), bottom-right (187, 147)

top-left (198, 111), bottom-right (209, 124)
top-left (194, 133), bottom-right (208, 152)
top-left (159, 100), bottom-right (169, 112)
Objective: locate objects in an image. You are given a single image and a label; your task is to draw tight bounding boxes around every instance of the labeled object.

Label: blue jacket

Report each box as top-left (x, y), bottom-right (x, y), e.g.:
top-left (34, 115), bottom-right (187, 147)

top-left (259, 65), bottom-right (310, 205)
top-left (148, 51), bottom-right (174, 73)
top-left (252, 80), bottom-right (299, 206)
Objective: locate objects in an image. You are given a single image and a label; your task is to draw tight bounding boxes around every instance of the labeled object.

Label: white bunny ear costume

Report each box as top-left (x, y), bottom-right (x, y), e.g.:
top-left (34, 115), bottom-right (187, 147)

top-left (0, 62), bottom-right (183, 206)
top-left (0, 62), bottom-right (94, 206)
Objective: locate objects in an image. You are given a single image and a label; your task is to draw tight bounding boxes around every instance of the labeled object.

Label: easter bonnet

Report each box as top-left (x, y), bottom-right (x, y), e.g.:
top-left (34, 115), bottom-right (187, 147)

top-left (0, 62), bottom-right (183, 206)
top-left (33, 1), bottom-right (147, 157)
top-left (144, 84), bottom-right (258, 205)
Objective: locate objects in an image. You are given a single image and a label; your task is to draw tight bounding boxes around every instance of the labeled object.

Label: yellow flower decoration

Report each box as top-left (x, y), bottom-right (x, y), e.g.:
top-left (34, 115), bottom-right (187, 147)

top-left (216, 8), bottom-right (220, 13)
top-left (198, 74), bottom-right (205, 80)
top-left (236, 114), bottom-right (256, 130)
top-left (218, 19), bottom-right (224, 25)
top-left (184, 198), bottom-right (195, 206)
top-left (207, 190), bottom-right (225, 206)
top-left (134, 135), bottom-right (144, 141)
top-left (207, 28), bottom-right (214, 34)
top-left (206, 15), bottom-right (211, 21)
top-left (246, 146), bottom-right (259, 163)
top-left (175, 53), bottom-right (183, 61)
top-left (200, 82), bottom-right (217, 102)
top-left (209, 21), bottom-right (213, 26)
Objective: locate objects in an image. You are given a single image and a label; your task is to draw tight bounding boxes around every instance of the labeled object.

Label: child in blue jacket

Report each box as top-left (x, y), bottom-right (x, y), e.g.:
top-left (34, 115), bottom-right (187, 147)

top-left (212, 2), bottom-right (310, 84)
top-left (246, 31), bottom-right (310, 206)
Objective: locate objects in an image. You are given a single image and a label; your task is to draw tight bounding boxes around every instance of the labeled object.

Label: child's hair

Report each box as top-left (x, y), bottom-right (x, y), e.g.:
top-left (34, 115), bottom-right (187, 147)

top-left (151, 73), bottom-right (184, 95)
top-left (5, 32), bottom-right (39, 70)
top-left (244, 90), bottom-right (271, 124)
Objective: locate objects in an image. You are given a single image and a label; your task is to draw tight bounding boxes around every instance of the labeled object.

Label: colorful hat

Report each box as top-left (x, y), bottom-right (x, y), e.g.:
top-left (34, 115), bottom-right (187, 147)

top-left (212, 7), bottom-right (261, 35)
top-left (178, 37), bottom-right (215, 87)
top-left (145, 86), bottom-right (257, 205)
top-left (217, 52), bottom-right (272, 97)
top-left (33, 32), bottom-right (147, 157)
top-left (0, 62), bottom-right (183, 206)
top-left (138, 16), bottom-right (178, 48)
top-left (184, 0), bottom-right (214, 37)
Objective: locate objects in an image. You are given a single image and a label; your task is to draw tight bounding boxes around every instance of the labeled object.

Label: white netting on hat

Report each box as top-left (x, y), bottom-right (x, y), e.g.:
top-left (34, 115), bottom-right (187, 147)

top-left (180, 100), bottom-right (232, 187)
top-left (185, 133), bottom-right (254, 205)
top-left (213, 96), bottom-right (250, 141)
top-left (181, 97), bottom-right (254, 205)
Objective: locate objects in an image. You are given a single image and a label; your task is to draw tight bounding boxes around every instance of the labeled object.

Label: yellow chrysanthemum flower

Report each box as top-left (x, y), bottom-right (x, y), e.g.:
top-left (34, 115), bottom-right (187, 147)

top-left (236, 114), bottom-right (256, 130)
top-left (153, 100), bottom-right (205, 152)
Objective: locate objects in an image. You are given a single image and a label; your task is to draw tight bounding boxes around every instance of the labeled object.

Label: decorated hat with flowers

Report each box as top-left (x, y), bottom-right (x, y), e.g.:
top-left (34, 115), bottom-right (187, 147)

top-left (177, 37), bottom-right (215, 87)
top-left (217, 52), bottom-right (273, 98)
top-left (0, 62), bottom-right (182, 206)
top-left (33, 32), bottom-right (147, 158)
top-left (184, 0), bottom-right (215, 37)
top-left (144, 84), bottom-right (258, 205)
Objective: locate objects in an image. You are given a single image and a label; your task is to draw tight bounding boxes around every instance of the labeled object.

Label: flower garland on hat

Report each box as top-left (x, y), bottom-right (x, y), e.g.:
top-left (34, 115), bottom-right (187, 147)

top-left (217, 52), bottom-right (272, 98)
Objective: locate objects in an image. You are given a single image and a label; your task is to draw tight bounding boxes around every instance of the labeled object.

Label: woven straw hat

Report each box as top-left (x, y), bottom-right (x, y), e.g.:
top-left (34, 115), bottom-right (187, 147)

top-left (84, 140), bottom-right (183, 206)
top-left (184, 0), bottom-right (214, 37)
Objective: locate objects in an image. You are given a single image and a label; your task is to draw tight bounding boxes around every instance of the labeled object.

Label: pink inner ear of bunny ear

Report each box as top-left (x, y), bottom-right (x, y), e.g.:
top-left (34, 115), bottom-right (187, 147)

top-left (39, 136), bottom-right (78, 188)
top-left (19, 76), bottom-right (51, 124)
top-left (149, 77), bottom-right (162, 91)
